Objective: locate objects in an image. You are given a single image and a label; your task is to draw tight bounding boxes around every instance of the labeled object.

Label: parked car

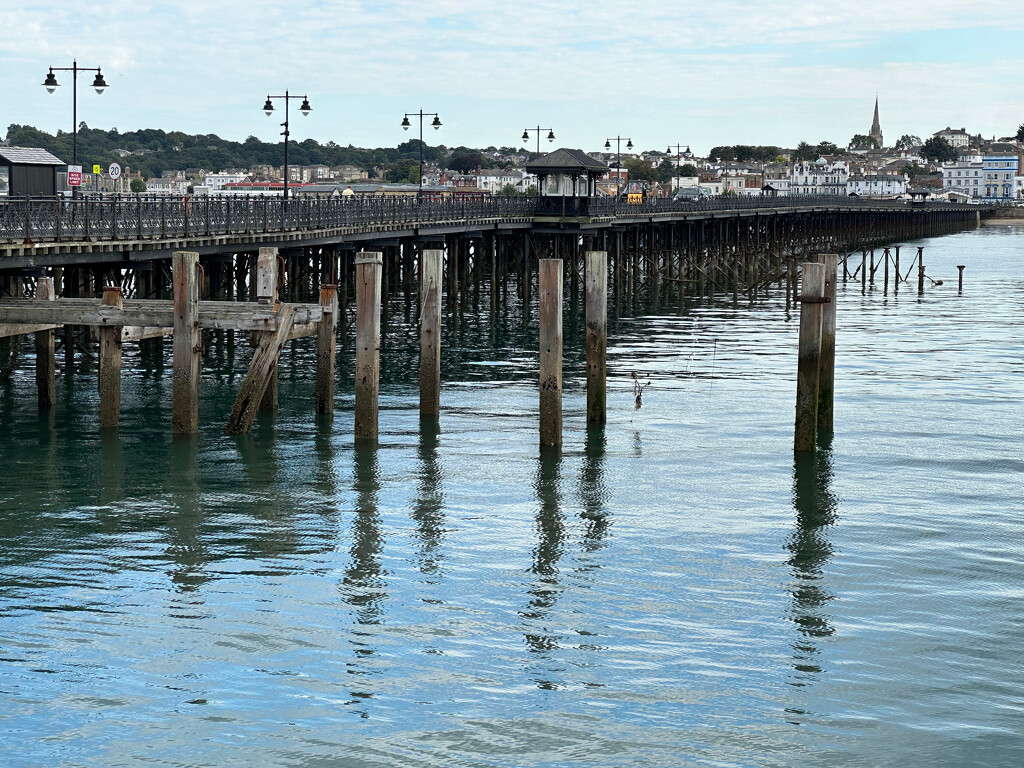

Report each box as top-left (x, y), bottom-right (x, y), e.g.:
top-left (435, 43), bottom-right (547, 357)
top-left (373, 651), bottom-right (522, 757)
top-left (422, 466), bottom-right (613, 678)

top-left (673, 187), bottom-right (710, 202)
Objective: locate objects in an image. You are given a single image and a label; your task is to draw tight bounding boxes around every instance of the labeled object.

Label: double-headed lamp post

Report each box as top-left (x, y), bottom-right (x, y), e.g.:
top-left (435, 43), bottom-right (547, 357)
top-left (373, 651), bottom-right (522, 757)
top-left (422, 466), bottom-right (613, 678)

top-left (522, 126), bottom-right (555, 156)
top-left (667, 143), bottom-right (691, 188)
top-left (401, 110), bottom-right (441, 198)
top-left (604, 136), bottom-right (633, 195)
top-left (263, 91), bottom-right (311, 202)
top-left (43, 60), bottom-right (108, 197)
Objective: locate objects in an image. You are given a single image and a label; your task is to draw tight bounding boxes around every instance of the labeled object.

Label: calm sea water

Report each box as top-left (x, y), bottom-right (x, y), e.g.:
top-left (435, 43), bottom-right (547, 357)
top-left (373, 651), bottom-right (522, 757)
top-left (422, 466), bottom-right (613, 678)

top-left (1, 222), bottom-right (1023, 767)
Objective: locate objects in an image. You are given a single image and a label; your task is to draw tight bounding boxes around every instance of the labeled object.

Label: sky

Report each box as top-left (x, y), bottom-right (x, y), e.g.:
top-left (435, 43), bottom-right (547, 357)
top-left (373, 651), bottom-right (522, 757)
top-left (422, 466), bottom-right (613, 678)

top-left (2, 0), bottom-right (1023, 156)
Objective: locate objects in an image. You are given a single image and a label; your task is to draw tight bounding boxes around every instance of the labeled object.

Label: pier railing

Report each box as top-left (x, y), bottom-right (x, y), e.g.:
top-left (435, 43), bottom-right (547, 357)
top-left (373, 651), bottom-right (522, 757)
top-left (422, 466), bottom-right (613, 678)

top-left (0, 193), bottom-right (975, 245)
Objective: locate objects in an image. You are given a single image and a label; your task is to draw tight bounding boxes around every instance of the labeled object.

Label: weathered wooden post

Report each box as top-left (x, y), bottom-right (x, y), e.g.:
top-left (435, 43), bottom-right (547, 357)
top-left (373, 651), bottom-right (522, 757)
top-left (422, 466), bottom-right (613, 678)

top-left (98, 286), bottom-right (124, 429)
top-left (172, 251), bottom-right (201, 435)
top-left (419, 249), bottom-right (443, 419)
top-left (860, 252), bottom-right (867, 293)
top-left (35, 277), bottom-right (56, 409)
top-left (817, 254), bottom-right (837, 434)
top-left (314, 284), bottom-right (338, 415)
top-left (256, 247), bottom-right (279, 412)
top-left (539, 258), bottom-right (563, 447)
top-left (894, 246), bottom-right (901, 292)
top-left (355, 251), bottom-right (382, 442)
top-left (883, 247), bottom-right (890, 292)
top-left (957, 265), bottom-right (965, 293)
top-left (585, 250), bottom-right (607, 425)
top-left (794, 261), bottom-right (825, 453)
top-left (917, 248), bottom-right (925, 294)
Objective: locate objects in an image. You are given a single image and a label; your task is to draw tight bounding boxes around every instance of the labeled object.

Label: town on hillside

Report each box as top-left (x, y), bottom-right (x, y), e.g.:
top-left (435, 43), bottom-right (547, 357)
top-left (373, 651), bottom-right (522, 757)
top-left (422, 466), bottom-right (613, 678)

top-left (2, 100), bottom-right (1022, 204)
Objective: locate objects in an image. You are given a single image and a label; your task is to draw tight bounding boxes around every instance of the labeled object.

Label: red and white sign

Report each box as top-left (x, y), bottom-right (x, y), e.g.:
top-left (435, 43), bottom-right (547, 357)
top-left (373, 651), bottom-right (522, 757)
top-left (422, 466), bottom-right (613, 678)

top-left (67, 165), bottom-right (82, 187)
top-left (108, 162), bottom-right (121, 180)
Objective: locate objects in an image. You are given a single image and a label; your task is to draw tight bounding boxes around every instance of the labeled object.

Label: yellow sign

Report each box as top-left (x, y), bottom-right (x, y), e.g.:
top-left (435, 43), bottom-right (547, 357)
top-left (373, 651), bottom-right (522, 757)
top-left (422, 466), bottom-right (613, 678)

top-left (93, 164), bottom-right (101, 174)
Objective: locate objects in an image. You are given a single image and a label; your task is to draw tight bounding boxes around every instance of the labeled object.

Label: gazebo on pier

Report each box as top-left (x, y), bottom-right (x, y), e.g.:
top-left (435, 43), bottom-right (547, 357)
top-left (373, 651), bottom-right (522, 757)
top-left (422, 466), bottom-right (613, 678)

top-left (526, 148), bottom-right (610, 216)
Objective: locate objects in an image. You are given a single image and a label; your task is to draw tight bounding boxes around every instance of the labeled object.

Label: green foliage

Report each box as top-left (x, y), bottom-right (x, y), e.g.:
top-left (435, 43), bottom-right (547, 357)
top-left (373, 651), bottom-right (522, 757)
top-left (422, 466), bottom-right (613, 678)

top-left (849, 134), bottom-right (880, 150)
top-left (900, 163), bottom-right (927, 179)
top-left (657, 159), bottom-right (676, 183)
top-left (498, 183), bottom-right (519, 196)
top-left (791, 141), bottom-right (818, 162)
top-left (816, 141), bottom-right (839, 156)
top-left (384, 159), bottom-right (419, 183)
top-left (708, 145), bottom-right (736, 162)
top-left (129, 178), bottom-right (146, 193)
top-left (623, 158), bottom-right (658, 183)
top-left (895, 134), bottom-right (922, 151)
top-left (449, 151), bottom-right (484, 174)
top-left (706, 145), bottom-right (781, 163)
top-left (678, 163), bottom-right (699, 177)
top-left (1016, 124), bottom-right (1024, 143)
top-left (920, 136), bottom-right (958, 163)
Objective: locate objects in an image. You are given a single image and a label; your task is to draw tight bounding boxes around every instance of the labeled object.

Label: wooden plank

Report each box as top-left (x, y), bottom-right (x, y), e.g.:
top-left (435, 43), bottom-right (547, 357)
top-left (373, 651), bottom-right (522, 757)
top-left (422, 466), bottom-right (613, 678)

top-left (98, 286), bottom-right (123, 429)
top-left (223, 305), bottom-right (296, 435)
top-left (539, 258), bottom-right (563, 447)
top-left (585, 250), bottom-right (607, 425)
top-left (35, 277), bottom-right (56, 408)
top-left (0, 322), bottom-right (61, 338)
top-left (315, 285), bottom-right (339, 415)
top-left (354, 252), bottom-right (382, 441)
top-left (419, 249), bottom-right (443, 418)
top-left (121, 326), bottom-right (172, 342)
top-left (172, 251), bottom-right (201, 435)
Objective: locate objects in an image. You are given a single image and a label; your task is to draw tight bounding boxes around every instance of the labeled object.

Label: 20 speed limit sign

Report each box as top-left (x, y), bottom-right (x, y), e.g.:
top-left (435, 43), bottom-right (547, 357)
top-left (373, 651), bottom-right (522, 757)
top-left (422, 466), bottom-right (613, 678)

top-left (108, 162), bottom-right (122, 180)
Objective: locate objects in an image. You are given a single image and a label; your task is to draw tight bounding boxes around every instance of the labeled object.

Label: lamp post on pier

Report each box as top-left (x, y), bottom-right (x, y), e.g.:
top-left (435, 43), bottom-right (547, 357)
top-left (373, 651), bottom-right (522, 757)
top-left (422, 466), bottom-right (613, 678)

top-left (401, 110), bottom-right (442, 199)
top-left (604, 136), bottom-right (632, 196)
top-left (43, 60), bottom-right (108, 198)
top-left (262, 91), bottom-right (312, 203)
top-left (667, 143), bottom-right (692, 190)
top-left (522, 126), bottom-right (555, 157)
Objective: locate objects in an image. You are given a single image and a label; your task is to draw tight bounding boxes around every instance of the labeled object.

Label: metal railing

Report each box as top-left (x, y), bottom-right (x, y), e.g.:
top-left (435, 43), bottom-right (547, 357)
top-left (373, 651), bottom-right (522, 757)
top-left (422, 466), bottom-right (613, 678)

top-left (0, 193), bottom-right (977, 245)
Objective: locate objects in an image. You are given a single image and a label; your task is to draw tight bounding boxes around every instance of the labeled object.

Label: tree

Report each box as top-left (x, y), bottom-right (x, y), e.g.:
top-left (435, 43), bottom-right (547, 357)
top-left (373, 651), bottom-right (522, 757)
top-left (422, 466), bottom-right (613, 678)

top-left (498, 183), bottom-right (519, 196)
top-left (849, 134), bottom-right (880, 150)
top-left (816, 141), bottom-right (839, 156)
top-left (920, 136), bottom-right (958, 163)
top-left (791, 141), bottom-right (817, 162)
top-left (678, 163), bottom-right (699, 177)
top-left (895, 134), bottom-right (922, 151)
top-left (708, 145), bottom-right (736, 162)
top-left (449, 151), bottom-right (483, 174)
top-left (657, 159), bottom-right (676, 183)
top-left (130, 178), bottom-right (146, 194)
top-left (623, 158), bottom-right (658, 183)
top-left (1016, 124), bottom-right (1024, 143)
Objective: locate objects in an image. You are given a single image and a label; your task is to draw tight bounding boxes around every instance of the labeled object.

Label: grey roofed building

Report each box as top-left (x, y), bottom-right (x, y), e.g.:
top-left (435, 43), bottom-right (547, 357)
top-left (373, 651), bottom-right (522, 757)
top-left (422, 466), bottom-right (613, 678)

top-left (526, 148), bottom-right (609, 198)
top-left (0, 146), bottom-right (66, 197)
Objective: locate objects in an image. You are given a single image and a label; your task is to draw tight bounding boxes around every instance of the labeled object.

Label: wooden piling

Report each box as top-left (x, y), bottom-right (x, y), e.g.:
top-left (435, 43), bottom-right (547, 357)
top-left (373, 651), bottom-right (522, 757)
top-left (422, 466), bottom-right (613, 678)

top-left (355, 252), bottom-right (382, 442)
top-left (256, 247), bottom-right (279, 412)
top-left (957, 265), bottom-right (965, 293)
top-left (585, 250), bottom-right (607, 425)
top-left (223, 305), bottom-right (296, 435)
top-left (172, 251), bottom-right (201, 435)
top-left (917, 249), bottom-right (925, 294)
top-left (794, 261), bottom-right (826, 453)
top-left (34, 277), bottom-right (56, 409)
top-left (539, 258), bottom-right (563, 447)
top-left (98, 286), bottom-right (124, 429)
top-left (817, 254), bottom-right (837, 434)
top-left (314, 284), bottom-right (338, 415)
top-left (419, 249), bottom-right (443, 419)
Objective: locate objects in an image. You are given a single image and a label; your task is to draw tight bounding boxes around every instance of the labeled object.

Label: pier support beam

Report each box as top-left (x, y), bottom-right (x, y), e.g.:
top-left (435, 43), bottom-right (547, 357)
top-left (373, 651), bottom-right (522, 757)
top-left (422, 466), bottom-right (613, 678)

top-left (256, 247), bottom-right (280, 413)
top-left (795, 261), bottom-right (826, 453)
top-left (817, 254), bottom-right (837, 434)
top-left (585, 250), bottom-right (607, 425)
top-left (34, 277), bottom-right (56, 409)
top-left (98, 286), bottom-right (124, 429)
top-left (539, 258), bottom-right (563, 447)
top-left (172, 251), bottom-right (201, 435)
top-left (419, 249), bottom-right (443, 419)
top-left (315, 284), bottom-right (338, 416)
top-left (223, 305), bottom-right (296, 435)
top-left (355, 252), bottom-right (382, 443)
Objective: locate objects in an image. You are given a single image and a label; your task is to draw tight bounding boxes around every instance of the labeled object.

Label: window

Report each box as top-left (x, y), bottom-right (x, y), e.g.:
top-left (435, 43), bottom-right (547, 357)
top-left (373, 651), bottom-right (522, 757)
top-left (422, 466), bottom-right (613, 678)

top-left (0, 166), bottom-right (8, 197)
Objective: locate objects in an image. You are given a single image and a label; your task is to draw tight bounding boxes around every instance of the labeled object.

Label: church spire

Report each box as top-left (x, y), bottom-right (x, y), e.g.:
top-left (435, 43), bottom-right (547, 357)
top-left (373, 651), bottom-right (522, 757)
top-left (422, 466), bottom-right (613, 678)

top-left (869, 95), bottom-right (883, 148)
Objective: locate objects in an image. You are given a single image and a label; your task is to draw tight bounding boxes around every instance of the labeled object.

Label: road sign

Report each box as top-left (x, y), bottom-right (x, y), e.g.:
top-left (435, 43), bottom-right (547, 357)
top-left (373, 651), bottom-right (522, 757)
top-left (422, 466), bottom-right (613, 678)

top-left (67, 165), bottom-right (82, 187)
top-left (93, 164), bottom-right (102, 175)
top-left (108, 163), bottom-right (122, 180)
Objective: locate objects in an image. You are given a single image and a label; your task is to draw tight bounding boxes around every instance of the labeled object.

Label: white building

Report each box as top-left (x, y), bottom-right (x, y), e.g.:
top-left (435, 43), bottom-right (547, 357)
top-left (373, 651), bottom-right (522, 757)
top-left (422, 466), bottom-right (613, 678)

top-left (204, 171), bottom-right (249, 192)
top-left (790, 159), bottom-right (849, 196)
top-left (846, 174), bottom-right (907, 198)
top-left (982, 154), bottom-right (1018, 201)
top-left (934, 127), bottom-right (971, 149)
top-left (475, 168), bottom-right (524, 194)
top-left (942, 162), bottom-right (984, 198)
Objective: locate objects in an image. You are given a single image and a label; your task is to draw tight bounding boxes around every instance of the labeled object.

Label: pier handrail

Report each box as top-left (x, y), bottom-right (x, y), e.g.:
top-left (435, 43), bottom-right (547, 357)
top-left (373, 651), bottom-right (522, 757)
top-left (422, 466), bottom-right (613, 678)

top-left (0, 192), bottom-right (981, 245)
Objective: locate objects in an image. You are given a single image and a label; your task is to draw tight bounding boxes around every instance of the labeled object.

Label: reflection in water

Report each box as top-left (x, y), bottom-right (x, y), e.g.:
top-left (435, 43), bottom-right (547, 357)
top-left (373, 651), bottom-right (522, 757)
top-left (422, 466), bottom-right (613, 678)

top-left (166, 436), bottom-right (208, 593)
top-left (98, 431), bottom-right (125, 508)
top-left (342, 443), bottom-right (385, 714)
top-left (788, 438), bottom-right (839, 686)
top-left (411, 420), bottom-right (446, 577)
top-left (521, 447), bottom-right (566, 669)
top-left (579, 426), bottom-right (611, 555)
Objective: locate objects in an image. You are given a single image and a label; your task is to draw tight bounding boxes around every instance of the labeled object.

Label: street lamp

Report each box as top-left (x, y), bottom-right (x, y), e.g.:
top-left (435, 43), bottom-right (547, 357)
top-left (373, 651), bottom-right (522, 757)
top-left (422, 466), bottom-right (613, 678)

top-left (263, 91), bottom-right (312, 202)
top-left (667, 143), bottom-right (691, 186)
top-left (604, 136), bottom-right (633, 195)
top-left (43, 60), bottom-right (108, 197)
top-left (522, 126), bottom-right (555, 156)
top-left (402, 110), bottom-right (442, 198)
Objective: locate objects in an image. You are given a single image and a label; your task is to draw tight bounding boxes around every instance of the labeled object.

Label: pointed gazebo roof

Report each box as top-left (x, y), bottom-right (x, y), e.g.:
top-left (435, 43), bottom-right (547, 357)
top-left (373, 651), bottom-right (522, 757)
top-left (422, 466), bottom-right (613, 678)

top-left (525, 147), bottom-right (608, 174)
